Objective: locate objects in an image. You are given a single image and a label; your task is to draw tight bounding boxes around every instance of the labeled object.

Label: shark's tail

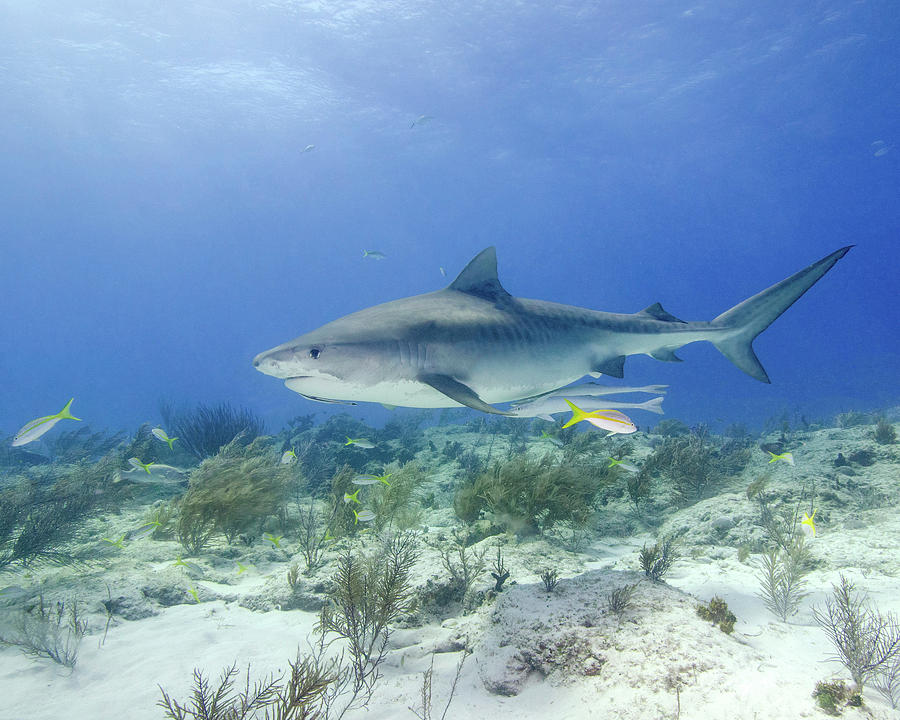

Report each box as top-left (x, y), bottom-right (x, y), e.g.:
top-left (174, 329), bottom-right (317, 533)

top-left (710, 246), bottom-right (853, 382)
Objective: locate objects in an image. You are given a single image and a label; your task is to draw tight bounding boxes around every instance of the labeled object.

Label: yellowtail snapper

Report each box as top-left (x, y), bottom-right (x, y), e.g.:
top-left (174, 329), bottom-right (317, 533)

top-left (345, 437), bottom-right (375, 449)
top-left (562, 400), bottom-right (637, 435)
top-left (12, 398), bottom-right (81, 447)
top-left (151, 427), bottom-right (178, 449)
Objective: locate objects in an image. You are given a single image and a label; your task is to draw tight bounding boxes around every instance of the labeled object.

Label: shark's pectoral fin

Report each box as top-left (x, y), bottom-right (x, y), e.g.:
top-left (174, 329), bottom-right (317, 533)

top-left (592, 356), bottom-right (626, 378)
top-left (418, 373), bottom-right (512, 415)
top-left (649, 348), bottom-right (682, 362)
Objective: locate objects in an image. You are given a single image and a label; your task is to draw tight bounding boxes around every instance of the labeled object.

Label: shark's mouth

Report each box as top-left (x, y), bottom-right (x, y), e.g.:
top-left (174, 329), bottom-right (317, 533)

top-left (283, 376), bottom-right (358, 405)
top-left (298, 393), bottom-right (358, 406)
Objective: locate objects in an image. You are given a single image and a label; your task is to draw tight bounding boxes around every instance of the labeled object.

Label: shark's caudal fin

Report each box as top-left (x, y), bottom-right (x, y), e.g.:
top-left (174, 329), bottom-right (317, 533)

top-left (710, 246), bottom-right (853, 382)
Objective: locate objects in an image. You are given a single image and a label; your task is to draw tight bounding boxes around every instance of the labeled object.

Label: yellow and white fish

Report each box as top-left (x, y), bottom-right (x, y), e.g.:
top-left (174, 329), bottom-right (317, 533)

top-left (608, 458), bottom-right (640, 473)
top-left (353, 508), bottom-right (376, 524)
top-left (345, 437), bottom-right (375, 449)
top-left (801, 509), bottom-right (817, 538)
top-left (767, 451), bottom-right (794, 466)
top-left (151, 427), bottom-right (178, 450)
top-left (128, 457), bottom-right (154, 474)
top-left (561, 400), bottom-right (637, 435)
top-left (12, 398), bottom-right (81, 446)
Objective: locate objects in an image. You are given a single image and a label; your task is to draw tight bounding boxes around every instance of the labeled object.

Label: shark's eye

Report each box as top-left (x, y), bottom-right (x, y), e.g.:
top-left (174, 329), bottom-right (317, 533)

top-left (308, 348), bottom-right (321, 359)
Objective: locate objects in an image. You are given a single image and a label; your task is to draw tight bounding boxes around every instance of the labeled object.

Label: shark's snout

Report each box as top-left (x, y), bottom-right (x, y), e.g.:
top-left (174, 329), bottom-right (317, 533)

top-left (253, 346), bottom-right (297, 377)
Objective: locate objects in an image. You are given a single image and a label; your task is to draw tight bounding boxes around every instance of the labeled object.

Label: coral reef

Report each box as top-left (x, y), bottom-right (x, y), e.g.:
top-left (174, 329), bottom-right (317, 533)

top-left (453, 454), bottom-right (608, 535)
top-left (158, 650), bottom-right (339, 720)
top-left (162, 402), bottom-right (264, 460)
top-left (0, 594), bottom-right (87, 667)
top-left (639, 537), bottom-right (678, 581)
top-left (175, 437), bottom-right (290, 553)
top-left (318, 532), bottom-right (420, 714)
top-left (696, 596), bottom-right (736, 634)
top-left (813, 574), bottom-right (900, 693)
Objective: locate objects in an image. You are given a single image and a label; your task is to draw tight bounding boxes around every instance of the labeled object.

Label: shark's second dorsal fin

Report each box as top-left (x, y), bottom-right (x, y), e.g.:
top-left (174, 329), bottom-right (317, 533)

top-left (448, 247), bottom-right (512, 303)
top-left (639, 302), bottom-right (686, 323)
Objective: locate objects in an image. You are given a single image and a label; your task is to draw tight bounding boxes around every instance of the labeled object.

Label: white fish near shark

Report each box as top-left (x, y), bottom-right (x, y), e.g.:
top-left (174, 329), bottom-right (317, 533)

top-left (253, 246), bottom-right (852, 414)
top-left (536, 382), bottom-right (668, 398)
top-left (510, 394), bottom-right (663, 421)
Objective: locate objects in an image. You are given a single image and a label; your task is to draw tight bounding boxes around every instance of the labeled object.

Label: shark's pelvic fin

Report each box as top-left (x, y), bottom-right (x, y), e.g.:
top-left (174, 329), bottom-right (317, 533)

top-left (639, 302), bottom-right (686, 323)
top-left (448, 247), bottom-right (512, 303)
top-left (592, 356), bottom-right (626, 378)
top-left (418, 373), bottom-right (512, 415)
top-left (711, 245), bottom-right (853, 383)
top-left (649, 348), bottom-right (683, 363)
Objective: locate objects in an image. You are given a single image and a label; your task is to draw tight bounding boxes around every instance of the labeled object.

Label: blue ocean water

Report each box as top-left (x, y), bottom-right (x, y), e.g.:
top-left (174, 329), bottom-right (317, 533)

top-left (2, 1), bottom-right (898, 436)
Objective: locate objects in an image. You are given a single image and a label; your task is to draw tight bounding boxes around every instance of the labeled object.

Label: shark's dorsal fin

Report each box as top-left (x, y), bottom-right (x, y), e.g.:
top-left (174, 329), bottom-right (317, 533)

top-left (639, 302), bottom-right (686, 323)
top-left (448, 247), bottom-right (512, 303)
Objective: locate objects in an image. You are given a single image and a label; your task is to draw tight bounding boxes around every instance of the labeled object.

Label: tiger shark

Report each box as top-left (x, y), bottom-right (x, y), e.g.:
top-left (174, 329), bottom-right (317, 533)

top-left (253, 246), bottom-right (851, 414)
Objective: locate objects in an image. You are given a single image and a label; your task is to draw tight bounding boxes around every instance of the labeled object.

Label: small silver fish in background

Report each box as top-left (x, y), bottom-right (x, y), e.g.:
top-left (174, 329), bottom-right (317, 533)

top-left (353, 509), bottom-right (376, 523)
top-left (352, 472), bottom-right (391, 487)
top-left (12, 398), bottom-right (81, 446)
top-left (363, 250), bottom-right (386, 260)
top-left (302, 144), bottom-right (315, 153)
top-left (281, 449), bottom-right (297, 464)
top-left (345, 437), bottom-right (375, 449)
top-left (115, 463), bottom-right (188, 484)
top-left (440, 267), bottom-right (446, 277)
top-left (125, 521), bottom-right (161, 541)
top-left (410, 114), bottom-right (433, 128)
top-left (608, 458), bottom-right (640, 473)
top-left (540, 431), bottom-right (564, 448)
top-left (174, 556), bottom-right (205, 576)
top-left (151, 427), bottom-right (178, 450)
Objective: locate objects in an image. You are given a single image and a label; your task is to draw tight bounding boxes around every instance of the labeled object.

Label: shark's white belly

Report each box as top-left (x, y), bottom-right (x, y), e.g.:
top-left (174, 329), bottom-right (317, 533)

top-left (285, 339), bottom-right (596, 408)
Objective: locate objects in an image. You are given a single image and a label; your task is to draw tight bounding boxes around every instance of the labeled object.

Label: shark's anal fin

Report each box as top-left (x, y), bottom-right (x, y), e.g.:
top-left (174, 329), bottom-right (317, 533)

top-left (592, 356), bottom-right (626, 378)
top-left (418, 373), bottom-right (512, 415)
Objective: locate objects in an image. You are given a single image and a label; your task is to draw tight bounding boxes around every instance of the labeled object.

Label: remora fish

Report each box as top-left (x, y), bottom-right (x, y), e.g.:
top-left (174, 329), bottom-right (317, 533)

top-left (510, 394), bottom-right (664, 420)
top-left (536, 382), bottom-right (668, 398)
top-left (253, 246), bottom-right (852, 414)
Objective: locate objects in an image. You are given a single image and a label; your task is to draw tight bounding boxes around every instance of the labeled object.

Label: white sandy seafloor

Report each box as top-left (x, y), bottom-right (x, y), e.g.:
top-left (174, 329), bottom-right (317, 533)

top-left (2, 418), bottom-right (899, 720)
